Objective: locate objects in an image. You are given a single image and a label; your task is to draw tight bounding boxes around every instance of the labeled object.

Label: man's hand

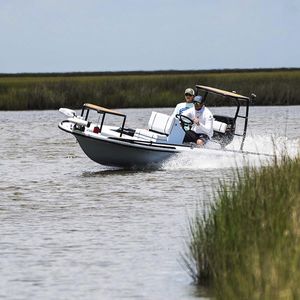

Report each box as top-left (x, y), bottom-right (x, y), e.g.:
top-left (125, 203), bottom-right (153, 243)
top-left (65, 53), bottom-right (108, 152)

top-left (193, 117), bottom-right (200, 125)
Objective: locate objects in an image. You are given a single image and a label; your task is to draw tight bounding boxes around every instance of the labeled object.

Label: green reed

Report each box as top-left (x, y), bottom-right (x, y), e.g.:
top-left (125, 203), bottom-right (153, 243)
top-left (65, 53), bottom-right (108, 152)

top-left (183, 155), bottom-right (300, 299)
top-left (0, 69), bottom-right (299, 110)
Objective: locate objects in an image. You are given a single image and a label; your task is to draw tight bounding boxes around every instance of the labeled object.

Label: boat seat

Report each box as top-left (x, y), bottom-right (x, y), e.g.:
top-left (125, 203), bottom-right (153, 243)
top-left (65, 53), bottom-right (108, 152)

top-left (213, 119), bottom-right (227, 133)
top-left (148, 111), bottom-right (175, 134)
top-left (133, 112), bottom-right (185, 144)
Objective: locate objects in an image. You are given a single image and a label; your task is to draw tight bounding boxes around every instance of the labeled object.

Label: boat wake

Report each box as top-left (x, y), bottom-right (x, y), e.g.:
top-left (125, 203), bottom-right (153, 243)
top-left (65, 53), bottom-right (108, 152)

top-left (162, 135), bottom-right (299, 170)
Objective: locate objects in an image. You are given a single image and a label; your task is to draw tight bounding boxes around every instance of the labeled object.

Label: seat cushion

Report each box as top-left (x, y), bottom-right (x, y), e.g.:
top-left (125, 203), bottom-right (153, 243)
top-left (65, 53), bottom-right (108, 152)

top-left (148, 112), bottom-right (175, 135)
top-left (213, 120), bottom-right (227, 133)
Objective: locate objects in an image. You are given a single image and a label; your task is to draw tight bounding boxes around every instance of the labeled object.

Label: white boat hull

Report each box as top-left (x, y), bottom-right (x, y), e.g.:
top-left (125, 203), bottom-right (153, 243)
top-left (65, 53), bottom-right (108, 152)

top-left (75, 133), bottom-right (177, 167)
top-left (59, 121), bottom-right (180, 167)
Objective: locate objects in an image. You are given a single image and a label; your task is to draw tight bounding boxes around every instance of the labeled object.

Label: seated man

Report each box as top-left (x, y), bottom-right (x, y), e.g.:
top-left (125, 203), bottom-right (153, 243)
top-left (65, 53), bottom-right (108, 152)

top-left (182, 95), bottom-right (213, 146)
top-left (171, 88), bottom-right (195, 117)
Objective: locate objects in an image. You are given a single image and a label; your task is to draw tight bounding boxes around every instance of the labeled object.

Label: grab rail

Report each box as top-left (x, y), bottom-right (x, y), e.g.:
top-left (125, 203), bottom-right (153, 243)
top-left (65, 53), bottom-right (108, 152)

top-left (81, 103), bottom-right (126, 137)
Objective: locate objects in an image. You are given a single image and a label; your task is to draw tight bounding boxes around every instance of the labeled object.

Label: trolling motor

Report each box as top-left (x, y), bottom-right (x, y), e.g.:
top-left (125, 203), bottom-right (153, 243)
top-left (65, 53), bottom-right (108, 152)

top-left (59, 108), bottom-right (77, 117)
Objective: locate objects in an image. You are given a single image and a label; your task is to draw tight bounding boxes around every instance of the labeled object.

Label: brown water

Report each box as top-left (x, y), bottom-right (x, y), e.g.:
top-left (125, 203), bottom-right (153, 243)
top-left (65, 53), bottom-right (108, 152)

top-left (0, 106), bottom-right (299, 300)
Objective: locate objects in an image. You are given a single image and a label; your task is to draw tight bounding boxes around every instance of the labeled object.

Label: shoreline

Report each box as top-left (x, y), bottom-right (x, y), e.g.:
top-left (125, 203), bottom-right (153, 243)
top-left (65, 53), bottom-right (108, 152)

top-left (1, 68), bottom-right (299, 110)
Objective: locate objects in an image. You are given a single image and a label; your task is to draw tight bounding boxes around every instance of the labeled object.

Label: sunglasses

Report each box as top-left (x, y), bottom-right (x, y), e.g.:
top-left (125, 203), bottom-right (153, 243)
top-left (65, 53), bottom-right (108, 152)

top-left (193, 101), bottom-right (202, 105)
top-left (185, 94), bottom-right (192, 97)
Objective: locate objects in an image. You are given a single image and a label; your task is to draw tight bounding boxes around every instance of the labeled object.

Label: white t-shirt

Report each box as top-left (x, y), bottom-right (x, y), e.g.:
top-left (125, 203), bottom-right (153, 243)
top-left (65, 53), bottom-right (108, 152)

top-left (171, 102), bottom-right (194, 117)
top-left (182, 106), bottom-right (214, 138)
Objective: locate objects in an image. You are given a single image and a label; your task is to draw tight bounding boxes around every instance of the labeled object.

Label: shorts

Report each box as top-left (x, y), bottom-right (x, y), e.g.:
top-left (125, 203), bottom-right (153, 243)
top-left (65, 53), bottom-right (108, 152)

top-left (183, 130), bottom-right (209, 144)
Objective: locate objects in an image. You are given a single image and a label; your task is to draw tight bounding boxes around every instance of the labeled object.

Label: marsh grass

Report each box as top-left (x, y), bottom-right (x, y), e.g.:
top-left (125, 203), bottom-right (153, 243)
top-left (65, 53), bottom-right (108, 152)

top-left (184, 155), bottom-right (300, 299)
top-left (0, 69), bottom-right (299, 110)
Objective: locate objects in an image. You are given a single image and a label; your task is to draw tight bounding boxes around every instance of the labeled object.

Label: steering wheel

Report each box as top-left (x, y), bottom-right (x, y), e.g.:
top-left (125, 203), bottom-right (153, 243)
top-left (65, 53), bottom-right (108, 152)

top-left (176, 114), bottom-right (193, 132)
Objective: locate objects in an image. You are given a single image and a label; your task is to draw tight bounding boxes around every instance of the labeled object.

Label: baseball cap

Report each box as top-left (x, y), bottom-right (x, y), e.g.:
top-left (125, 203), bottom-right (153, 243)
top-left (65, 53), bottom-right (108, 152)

top-left (184, 88), bottom-right (195, 96)
top-left (193, 95), bottom-right (204, 103)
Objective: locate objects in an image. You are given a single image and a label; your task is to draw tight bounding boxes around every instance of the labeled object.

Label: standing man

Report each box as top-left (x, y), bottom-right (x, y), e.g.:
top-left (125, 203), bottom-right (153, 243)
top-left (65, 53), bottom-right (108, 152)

top-left (182, 95), bottom-right (213, 146)
top-left (171, 88), bottom-right (195, 117)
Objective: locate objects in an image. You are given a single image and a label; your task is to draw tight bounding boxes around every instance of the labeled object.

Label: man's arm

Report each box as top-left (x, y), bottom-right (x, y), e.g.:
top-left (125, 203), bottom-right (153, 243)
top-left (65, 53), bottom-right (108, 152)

top-left (171, 104), bottom-right (180, 117)
top-left (199, 113), bottom-right (213, 135)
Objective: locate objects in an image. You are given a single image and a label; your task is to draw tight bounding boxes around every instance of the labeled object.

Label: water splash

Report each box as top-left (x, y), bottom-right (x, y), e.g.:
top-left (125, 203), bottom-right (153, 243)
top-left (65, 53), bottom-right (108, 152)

top-left (162, 135), bottom-right (299, 171)
top-left (227, 134), bottom-right (299, 157)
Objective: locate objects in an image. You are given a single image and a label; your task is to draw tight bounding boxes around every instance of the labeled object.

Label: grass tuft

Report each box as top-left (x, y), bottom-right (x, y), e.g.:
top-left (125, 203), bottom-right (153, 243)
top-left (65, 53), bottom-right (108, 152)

top-left (183, 155), bottom-right (300, 299)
